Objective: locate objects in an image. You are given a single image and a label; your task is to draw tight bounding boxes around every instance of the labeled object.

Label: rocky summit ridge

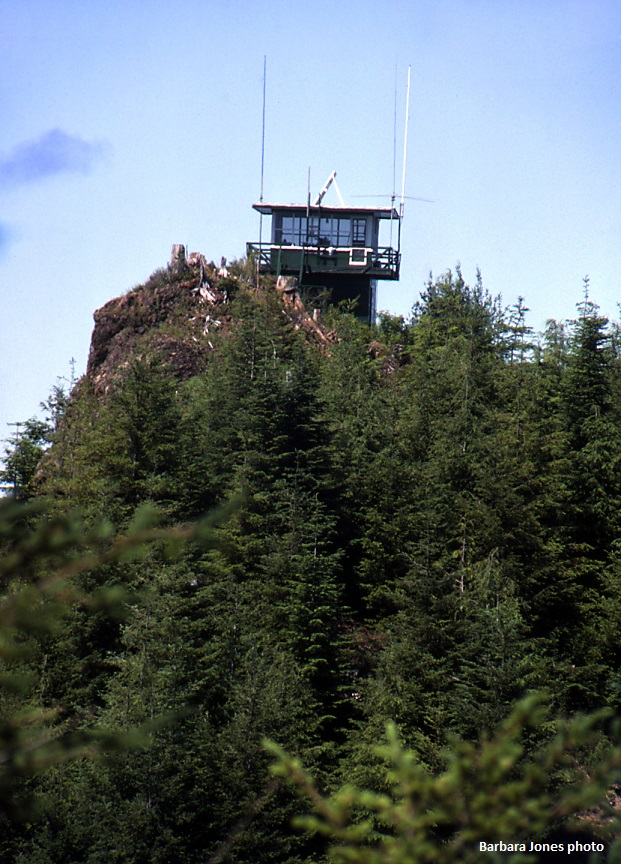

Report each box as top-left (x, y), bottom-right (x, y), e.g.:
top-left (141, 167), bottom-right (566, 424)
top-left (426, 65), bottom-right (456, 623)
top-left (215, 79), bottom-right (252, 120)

top-left (86, 245), bottom-right (336, 395)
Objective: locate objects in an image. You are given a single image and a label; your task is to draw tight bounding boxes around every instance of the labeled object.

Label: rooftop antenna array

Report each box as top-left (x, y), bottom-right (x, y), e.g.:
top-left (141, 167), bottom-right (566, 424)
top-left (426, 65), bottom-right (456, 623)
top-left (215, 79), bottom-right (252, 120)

top-left (247, 64), bottom-right (412, 324)
top-left (359, 65), bottom-right (413, 263)
top-left (352, 67), bottom-right (429, 203)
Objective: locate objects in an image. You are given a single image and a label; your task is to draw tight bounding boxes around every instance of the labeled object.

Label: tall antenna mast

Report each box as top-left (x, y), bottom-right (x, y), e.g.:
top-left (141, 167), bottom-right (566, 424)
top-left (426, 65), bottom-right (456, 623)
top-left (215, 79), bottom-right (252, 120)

top-left (392, 62), bottom-right (398, 206)
top-left (390, 61), bottom-right (398, 248)
top-left (400, 64), bottom-right (411, 220)
top-left (257, 55), bottom-right (267, 285)
top-left (260, 55), bottom-right (267, 204)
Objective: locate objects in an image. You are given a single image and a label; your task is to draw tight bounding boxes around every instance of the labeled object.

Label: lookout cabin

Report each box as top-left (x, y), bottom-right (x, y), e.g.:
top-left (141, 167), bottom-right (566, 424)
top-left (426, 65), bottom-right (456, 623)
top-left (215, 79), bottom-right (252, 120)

top-left (247, 174), bottom-right (401, 324)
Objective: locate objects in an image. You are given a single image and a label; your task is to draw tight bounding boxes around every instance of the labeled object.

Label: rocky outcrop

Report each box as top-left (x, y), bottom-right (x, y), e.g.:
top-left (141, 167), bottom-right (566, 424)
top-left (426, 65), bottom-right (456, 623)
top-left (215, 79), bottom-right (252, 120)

top-left (85, 247), bottom-right (337, 396)
top-left (86, 248), bottom-right (226, 395)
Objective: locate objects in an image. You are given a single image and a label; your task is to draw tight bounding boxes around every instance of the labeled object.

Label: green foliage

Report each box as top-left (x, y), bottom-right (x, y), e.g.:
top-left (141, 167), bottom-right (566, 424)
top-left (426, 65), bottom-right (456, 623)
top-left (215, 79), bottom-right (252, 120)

top-left (6, 271), bottom-right (621, 862)
top-left (0, 497), bottom-right (228, 821)
top-left (268, 695), bottom-right (621, 864)
top-left (1, 418), bottom-right (50, 498)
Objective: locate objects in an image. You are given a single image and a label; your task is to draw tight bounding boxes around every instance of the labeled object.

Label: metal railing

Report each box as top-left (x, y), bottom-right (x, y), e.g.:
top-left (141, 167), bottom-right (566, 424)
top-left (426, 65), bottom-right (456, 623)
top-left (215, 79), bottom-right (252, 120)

top-left (246, 243), bottom-right (400, 279)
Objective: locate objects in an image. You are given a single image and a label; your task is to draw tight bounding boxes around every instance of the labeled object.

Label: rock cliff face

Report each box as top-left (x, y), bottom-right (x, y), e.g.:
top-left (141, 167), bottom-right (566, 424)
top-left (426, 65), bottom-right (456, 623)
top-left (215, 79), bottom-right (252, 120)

top-left (85, 247), bottom-right (335, 395)
top-left (86, 249), bottom-right (221, 394)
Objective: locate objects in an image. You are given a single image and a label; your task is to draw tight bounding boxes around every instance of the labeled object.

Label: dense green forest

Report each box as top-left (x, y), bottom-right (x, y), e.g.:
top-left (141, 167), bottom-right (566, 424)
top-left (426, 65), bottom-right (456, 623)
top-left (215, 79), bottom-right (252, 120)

top-left (3, 262), bottom-right (621, 862)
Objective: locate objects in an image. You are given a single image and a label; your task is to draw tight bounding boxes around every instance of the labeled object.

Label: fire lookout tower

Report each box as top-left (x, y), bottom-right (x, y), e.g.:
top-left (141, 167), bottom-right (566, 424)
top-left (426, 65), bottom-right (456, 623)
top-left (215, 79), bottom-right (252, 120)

top-left (247, 171), bottom-right (401, 324)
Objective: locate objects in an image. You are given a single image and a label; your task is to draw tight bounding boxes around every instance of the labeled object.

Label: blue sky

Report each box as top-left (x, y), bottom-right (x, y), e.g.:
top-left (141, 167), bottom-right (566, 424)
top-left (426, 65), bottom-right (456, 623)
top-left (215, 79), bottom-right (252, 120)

top-left (1, 0), bottom-right (621, 439)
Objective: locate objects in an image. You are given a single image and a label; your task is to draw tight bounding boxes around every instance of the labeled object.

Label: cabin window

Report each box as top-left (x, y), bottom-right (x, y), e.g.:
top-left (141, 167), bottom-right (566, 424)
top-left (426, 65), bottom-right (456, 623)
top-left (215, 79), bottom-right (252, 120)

top-left (304, 218), bottom-right (318, 244)
top-left (276, 215), bottom-right (306, 246)
top-left (318, 217), bottom-right (352, 246)
top-left (352, 218), bottom-right (366, 246)
top-left (349, 248), bottom-right (367, 265)
top-left (337, 218), bottom-right (352, 245)
top-left (319, 218), bottom-right (334, 245)
top-left (274, 214), bottom-right (367, 247)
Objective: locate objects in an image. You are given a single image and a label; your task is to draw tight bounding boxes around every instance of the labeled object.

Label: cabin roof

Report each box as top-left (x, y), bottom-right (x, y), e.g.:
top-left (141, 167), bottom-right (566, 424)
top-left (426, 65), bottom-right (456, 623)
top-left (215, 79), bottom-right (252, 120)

top-left (252, 202), bottom-right (399, 220)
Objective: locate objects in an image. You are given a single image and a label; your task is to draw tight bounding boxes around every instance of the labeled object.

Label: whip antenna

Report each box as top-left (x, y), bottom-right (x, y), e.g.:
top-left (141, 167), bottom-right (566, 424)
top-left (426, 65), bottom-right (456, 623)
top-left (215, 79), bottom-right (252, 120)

top-left (392, 62), bottom-right (398, 205)
top-left (400, 64), bottom-right (411, 220)
top-left (260, 55), bottom-right (266, 204)
top-left (390, 61), bottom-right (398, 248)
top-left (257, 55), bottom-right (267, 285)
